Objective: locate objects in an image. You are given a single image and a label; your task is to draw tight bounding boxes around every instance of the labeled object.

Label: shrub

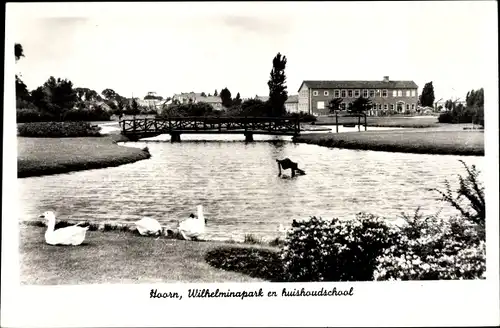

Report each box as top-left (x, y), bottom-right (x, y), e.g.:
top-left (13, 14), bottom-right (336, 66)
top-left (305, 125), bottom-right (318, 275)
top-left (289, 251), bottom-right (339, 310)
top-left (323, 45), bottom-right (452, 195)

top-left (286, 112), bottom-right (317, 122)
top-left (374, 215), bottom-right (485, 280)
top-left (17, 121), bottom-right (102, 137)
top-left (438, 106), bottom-right (484, 125)
top-left (158, 102), bottom-right (218, 117)
top-left (17, 108), bottom-right (56, 123)
top-left (429, 160), bottom-right (485, 227)
top-left (243, 234), bottom-right (262, 244)
top-left (205, 246), bottom-right (284, 281)
top-left (280, 215), bottom-right (400, 282)
top-left (374, 163), bottom-right (486, 281)
top-left (61, 106), bottom-right (111, 122)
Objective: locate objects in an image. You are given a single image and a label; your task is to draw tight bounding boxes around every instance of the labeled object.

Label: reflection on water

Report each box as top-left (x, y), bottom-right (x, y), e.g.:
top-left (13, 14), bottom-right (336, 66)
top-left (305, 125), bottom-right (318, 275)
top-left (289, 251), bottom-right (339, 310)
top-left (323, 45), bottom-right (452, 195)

top-left (18, 132), bottom-right (483, 241)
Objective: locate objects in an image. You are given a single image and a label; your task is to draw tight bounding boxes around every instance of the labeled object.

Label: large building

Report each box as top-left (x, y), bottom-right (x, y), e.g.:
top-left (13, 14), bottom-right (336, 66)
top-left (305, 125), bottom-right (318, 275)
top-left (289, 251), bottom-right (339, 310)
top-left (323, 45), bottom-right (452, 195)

top-left (297, 76), bottom-right (419, 116)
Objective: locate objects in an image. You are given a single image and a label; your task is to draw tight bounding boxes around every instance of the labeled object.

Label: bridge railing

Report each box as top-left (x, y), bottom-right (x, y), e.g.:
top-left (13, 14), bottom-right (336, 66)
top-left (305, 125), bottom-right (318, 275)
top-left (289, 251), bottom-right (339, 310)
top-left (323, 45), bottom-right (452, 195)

top-left (120, 116), bottom-right (301, 135)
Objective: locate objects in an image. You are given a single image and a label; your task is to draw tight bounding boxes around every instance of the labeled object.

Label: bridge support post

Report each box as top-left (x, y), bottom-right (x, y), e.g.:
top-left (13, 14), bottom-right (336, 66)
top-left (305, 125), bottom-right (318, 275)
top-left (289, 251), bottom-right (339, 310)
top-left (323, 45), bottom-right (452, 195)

top-left (170, 132), bottom-right (181, 142)
top-left (244, 132), bottom-right (254, 142)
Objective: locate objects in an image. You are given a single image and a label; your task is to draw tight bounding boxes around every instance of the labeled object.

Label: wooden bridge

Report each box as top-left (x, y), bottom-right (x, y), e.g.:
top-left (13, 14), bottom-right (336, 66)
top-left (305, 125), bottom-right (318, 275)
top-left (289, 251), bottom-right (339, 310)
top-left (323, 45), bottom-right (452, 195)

top-left (120, 116), bottom-right (301, 141)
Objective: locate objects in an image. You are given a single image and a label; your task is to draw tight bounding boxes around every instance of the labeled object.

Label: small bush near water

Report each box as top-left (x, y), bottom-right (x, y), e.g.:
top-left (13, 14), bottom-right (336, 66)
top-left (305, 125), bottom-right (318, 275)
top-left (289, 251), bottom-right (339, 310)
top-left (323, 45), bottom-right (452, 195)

top-left (205, 246), bottom-right (284, 281)
top-left (17, 121), bottom-right (101, 137)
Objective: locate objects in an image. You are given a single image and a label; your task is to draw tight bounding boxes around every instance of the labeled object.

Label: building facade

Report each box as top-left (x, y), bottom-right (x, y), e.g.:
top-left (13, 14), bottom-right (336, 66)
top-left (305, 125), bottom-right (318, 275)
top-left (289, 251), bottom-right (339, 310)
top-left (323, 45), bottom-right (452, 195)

top-left (298, 77), bottom-right (418, 116)
top-left (285, 95), bottom-right (299, 113)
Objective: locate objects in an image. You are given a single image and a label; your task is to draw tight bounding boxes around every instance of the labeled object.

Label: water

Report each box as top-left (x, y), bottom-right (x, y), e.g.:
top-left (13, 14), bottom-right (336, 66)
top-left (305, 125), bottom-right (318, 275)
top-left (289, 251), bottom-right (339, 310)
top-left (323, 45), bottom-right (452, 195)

top-left (18, 128), bottom-right (483, 242)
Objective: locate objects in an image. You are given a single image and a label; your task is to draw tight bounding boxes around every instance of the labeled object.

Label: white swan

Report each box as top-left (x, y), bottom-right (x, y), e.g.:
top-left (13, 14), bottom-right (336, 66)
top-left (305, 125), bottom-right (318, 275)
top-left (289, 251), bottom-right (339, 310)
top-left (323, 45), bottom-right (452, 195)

top-left (178, 205), bottom-right (206, 240)
top-left (135, 217), bottom-right (162, 236)
top-left (40, 211), bottom-right (89, 246)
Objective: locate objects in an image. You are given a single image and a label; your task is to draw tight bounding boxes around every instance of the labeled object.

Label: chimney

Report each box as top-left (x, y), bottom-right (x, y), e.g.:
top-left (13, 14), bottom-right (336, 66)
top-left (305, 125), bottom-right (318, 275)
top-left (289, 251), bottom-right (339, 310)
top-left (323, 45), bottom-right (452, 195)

top-left (383, 76), bottom-right (389, 82)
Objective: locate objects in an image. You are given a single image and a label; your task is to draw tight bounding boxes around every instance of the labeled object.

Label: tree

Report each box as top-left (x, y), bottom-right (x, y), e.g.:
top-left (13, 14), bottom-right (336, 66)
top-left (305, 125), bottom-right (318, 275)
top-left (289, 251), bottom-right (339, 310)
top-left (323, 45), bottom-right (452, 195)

top-left (15, 43), bottom-right (24, 62)
top-left (214, 89), bottom-right (218, 97)
top-left (349, 97), bottom-right (372, 114)
top-left (328, 97), bottom-right (343, 114)
top-left (466, 88), bottom-right (484, 108)
top-left (75, 87), bottom-right (101, 102)
top-left (240, 98), bottom-right (269, 116)
top-left (102, 88), bottom-right (118, 100)
top-left (129, 98), bottom-right (140, 117)
top-left (445, 99), bottom-right (454, 111)
top-left (233, 92), bottom-right (242, 106)
top-left (419, 82), bottom-right (435, 107)
top-left (208, 93), bottom-right (212, 97)
top-left (201, 92), bottom-right (207, 97)
top-left (267, 52), bottom-right (288, 117)
top-left (30, 77), bottom-right (78, 118)
top-left (220, 87), bottom-right (232, 108)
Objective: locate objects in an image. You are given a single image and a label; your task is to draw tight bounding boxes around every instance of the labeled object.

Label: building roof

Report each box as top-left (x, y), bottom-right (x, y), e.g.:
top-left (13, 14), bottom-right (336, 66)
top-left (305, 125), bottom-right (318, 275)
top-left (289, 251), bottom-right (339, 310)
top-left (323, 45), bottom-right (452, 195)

top-left (298, 80), bottom-right (418, 91)
top-left (174, 92), bottom-right (203, 99)
top-left (255, 96), bottom-right (269, 102)
top-left (199, 96), bottom-right (222, 103)
top-left (285, 95), bottom-right (298, 103)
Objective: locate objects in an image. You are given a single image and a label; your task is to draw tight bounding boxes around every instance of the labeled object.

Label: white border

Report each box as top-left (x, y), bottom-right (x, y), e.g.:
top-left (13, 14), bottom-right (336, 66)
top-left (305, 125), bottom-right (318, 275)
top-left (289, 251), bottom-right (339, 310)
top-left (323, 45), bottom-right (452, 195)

top-left (3, 2), bottom-right (499, 327)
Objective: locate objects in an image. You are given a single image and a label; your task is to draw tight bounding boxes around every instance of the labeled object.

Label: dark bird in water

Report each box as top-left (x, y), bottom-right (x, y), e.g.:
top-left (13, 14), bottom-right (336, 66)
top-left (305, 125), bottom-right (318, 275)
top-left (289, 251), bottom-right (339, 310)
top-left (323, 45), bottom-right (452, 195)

top-left (276, 158), bottom-right (306, 177)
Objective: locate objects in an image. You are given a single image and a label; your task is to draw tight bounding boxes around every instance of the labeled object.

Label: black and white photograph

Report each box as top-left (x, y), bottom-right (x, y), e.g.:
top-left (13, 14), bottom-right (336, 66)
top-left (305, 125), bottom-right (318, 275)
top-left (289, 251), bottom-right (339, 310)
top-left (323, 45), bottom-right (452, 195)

top-left (2, 1), bottom-right (499, 327)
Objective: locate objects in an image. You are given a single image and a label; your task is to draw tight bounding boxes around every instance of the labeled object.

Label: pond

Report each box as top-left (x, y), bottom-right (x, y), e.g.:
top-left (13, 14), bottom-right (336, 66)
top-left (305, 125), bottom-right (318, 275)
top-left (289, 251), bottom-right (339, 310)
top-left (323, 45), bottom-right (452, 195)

top-left (18, 127), bottom-right (484, 242)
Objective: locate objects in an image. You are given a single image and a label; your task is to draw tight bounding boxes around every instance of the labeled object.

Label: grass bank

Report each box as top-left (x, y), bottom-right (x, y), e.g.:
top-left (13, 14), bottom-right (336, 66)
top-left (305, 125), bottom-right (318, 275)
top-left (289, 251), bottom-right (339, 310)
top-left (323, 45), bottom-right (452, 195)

top-left (17, 134), bottom-right (151, 178)
top-left (19, 225), bottom-right (278, 284)
top-left (293, 130), bottom-right (484, 156)
top-left (315, 115), bottom-right (440, 128)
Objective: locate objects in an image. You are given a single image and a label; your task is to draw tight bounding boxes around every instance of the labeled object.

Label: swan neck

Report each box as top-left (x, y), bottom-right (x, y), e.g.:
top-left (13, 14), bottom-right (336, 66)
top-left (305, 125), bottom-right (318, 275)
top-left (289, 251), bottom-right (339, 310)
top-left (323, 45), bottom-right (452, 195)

top-left (46, 218), bottom-right (56, 232)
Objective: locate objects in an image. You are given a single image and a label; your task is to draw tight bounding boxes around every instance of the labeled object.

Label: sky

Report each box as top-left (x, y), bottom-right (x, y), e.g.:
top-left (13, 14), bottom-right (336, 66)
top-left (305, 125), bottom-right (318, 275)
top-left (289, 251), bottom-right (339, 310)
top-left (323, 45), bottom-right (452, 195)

top-left (8, 1), bottom-right (498, 101)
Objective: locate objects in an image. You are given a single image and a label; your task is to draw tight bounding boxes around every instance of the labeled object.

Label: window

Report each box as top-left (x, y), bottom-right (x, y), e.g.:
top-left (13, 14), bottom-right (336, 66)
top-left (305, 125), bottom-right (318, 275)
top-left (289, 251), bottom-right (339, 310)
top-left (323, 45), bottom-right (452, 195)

top-left (393, 90), bottom-right (397, 97)
top-left (411, 90), bottom-right (416, 97)
top-left (341, 90), bottom-right (346, 97)
top-left (354, 90), bottom-right (360, 97)
top-left (363, 89), bottom-right (368, 98)
top-left (390, 104), bottom-right (394, 110)
top-left (340, 103), bottom-right (346, 110)
top-left (384, 104), bottom-right (388, 110)
top-left (382, 90), bottom-right (388, 97)
top-left (406, 90), bottom-right (411, 97)
top-left (334, 90), bottom-right (340, 98)
top-left (411, 104), bottom-right (415, 110)
top-left (376, 89), bottom-right (381, 97)
top-left (373, 103), bottom-right (377, 110)
top-left (324, 91), bottom-right (329, 96)
top-left (378, 104), bottom-right (382, 110)
top-left (406, 104), bottom-right (410, 110)
top-left (369, 90), bottom-right (375, 97)
top-left (313, 91), bottom-right (319, 96)
top-left (397, 90), bottom-right (402, 97)
top-left (348, 90), bottom-right (353, 97)
top-left (317, 101), bottom-right (325, 110)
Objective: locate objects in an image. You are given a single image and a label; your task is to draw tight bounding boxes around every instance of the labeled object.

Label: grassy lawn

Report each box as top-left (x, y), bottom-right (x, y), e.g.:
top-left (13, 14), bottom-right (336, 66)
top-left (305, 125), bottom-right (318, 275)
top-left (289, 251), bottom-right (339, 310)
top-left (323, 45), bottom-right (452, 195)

top-left (17, 134), bottom-right (150, 178)
top-left (19, 225), bottom-right (278, 284)
top-left (294, 130), bottom-right (484, 156)
top-left (315, 115), bottom-right (441, 128)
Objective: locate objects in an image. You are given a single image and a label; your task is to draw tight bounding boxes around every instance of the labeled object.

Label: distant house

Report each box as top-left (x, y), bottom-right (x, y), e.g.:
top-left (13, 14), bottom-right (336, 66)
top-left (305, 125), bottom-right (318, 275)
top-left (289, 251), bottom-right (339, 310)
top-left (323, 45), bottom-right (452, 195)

top-left (285, 95), bottom-right (299, 113)
top-left (198, 96), bottom-right (223, 110)
top-left (298, 76), bottom-right (419, 116)
top-left (434, 99), bottom-right (467, 112)
top-left (172, 92), bottom-right (203, 104)
top-left (171, 92), bottom-right (223, 110)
